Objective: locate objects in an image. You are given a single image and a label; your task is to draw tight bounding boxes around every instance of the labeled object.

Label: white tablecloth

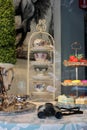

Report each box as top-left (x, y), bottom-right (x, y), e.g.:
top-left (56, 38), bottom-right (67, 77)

top-left (0, 102), bottom-right (87, 130)
top-left (0, 103), bottom-right (87, 130)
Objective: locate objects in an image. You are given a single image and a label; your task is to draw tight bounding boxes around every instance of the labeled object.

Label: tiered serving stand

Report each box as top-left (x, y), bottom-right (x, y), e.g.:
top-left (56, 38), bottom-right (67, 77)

top-left (27, 20), bottom-right (56, 102)
top-left (62, 42), bottom-right (87, 97)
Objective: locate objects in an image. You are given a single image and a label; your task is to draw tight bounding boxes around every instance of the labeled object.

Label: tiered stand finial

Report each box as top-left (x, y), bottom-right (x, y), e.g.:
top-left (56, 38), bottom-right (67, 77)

top-left (36, 19), bottom-right (46, 32)
top-left (71, 42), bottom-right (81, 97)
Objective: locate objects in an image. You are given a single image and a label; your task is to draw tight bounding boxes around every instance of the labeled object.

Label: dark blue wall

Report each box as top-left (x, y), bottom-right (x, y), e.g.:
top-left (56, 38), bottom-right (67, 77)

top-left (61, 0), bottom-right (85, 81)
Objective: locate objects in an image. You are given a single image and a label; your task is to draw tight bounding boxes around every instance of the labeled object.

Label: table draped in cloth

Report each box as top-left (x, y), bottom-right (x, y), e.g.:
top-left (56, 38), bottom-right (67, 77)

top-left (0, 109), bottom-right (87, 130)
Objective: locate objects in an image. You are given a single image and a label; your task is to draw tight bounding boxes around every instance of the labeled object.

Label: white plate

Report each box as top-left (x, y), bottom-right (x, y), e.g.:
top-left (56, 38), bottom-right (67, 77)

top-left (32, 75), bottom-right (50, 80)
top-left (31, 61), bottom-right (51, 66)
top-left (31, 46), bottom-right (53, 52)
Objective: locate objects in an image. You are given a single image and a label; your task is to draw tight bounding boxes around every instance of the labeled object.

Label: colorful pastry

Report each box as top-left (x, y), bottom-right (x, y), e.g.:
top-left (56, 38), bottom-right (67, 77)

top-left (63, 80), bottom-right (72, 86)
top-left (81, 80), bottom-right (87, 85)
top-left (58, 95), bottom-right (75, 104)
top-left (72, 80), bottom-right (81, 85)
top-left (75, 96), bottom-right (87, 105)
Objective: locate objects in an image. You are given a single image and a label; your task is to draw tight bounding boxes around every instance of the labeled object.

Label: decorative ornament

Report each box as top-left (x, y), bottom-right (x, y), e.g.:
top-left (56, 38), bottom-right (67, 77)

top-left (36, 19), bottom-right (46, 32)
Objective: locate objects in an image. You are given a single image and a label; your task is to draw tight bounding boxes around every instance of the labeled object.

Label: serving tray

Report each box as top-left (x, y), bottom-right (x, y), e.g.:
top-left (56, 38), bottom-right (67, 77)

top-left (31, 46), bottom-right (53, 52)
top-left (0, 102), bottom-right (36, 115)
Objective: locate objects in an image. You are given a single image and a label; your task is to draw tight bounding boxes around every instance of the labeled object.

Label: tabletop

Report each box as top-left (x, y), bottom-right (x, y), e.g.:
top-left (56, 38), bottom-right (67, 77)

top-left (0, 102), bottom-right (87, 130)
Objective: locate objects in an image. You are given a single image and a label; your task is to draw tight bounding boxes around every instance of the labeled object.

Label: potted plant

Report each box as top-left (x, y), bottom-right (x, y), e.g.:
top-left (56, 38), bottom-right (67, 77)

top-left (0, 0), bottom-right (16, 93)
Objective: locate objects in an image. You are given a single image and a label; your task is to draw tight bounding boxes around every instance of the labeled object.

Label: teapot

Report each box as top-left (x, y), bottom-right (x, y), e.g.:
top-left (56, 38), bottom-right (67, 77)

top-left (0, 63), bottom-right (14, 94)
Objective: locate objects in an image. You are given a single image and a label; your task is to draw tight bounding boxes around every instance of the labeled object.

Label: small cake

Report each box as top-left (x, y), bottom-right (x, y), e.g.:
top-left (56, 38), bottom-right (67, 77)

top-left (81, 80), bottom-right (87, 86)
top-left (63, 80), bottom-right (72, 86)
top-left (75, 96), bottom-right (87, 105)
top-left (58, 95), bottom-right (75, 104)
top-left (72, 80), bottom-right (81, 85)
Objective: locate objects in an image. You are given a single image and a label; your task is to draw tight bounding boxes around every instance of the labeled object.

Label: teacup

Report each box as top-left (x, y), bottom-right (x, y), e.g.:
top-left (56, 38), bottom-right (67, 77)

top-left (34, 83), bottom-right (45, 92)
top-left (34, 53), bottom-right (47, 61)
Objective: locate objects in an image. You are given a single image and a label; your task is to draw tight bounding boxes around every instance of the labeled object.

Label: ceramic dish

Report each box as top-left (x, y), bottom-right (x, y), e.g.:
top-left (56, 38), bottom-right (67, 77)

top-left (32, 75), bottom-right (50, 80)
top-left (34, 52), bottom-right (47, 61)
top-left (34, 83), bottom-right (45, 92)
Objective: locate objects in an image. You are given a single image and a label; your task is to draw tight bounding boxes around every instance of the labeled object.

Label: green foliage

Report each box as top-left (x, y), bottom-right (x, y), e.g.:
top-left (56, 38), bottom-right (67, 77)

top-left (0, 47), bottom-right (16, 64)
top-left (0, 0), bottom-right (16, 64)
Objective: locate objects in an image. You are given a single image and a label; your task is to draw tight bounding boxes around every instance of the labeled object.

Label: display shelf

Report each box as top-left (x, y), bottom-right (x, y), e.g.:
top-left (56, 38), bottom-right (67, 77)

top-left (31, 91), bottom-right (53, 95)
top-left (27, 20), bottom-right (56, 101)
top-left (30, 46), bottom-right (53, 52)
top-left (62, 42), bottom-right (87, 97)
top-left (31, 61), bottom-right (52, 67)
top-left (30, 92), bottom-right (54, 102)
top-left (30, 79), bottom-right (53, 82)
top-left (32, 75), bottom-right (52, 80)
top-left (61, 82), bottom-right (87, 87)
top-left (64, 60), bottom-right (87, 67)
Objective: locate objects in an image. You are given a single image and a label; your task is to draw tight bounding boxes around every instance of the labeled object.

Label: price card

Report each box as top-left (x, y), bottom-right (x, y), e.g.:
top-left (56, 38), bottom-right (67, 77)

top-left (46, 86), bottom-right (56, 93)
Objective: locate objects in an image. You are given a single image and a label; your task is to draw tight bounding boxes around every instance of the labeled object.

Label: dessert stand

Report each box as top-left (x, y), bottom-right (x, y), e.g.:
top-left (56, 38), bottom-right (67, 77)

top-left (61, 42), bottom-right (87, 108)
top-left (27, 19), bottom-right (56, 102)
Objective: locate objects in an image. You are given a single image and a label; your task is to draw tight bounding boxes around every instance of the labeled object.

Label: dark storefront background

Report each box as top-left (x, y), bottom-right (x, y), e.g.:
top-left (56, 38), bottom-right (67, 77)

top-left (61, 0), bottom-right (86, 96)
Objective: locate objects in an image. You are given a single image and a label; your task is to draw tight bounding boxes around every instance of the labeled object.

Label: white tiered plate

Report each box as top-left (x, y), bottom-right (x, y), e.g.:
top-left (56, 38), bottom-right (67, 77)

top-left (32, 75), bottom-right (50, 80)
top-left (31, 61), bottom-right (51, 68)
top-left (56, 102), bottom-right (76, 108)
top-left (56, 102), bottom-right (87, 109)
top-left (30, 46), bottom-right (53, 52)
top-left (61, 82), bottom-right (87, 86)
top-left (64, 60), bottom-right (87, 67)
